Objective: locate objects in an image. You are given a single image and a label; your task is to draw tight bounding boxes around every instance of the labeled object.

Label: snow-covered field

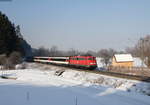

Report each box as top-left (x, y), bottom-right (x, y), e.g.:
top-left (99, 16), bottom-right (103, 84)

top-left (0, 63), bottom-right (150, 105)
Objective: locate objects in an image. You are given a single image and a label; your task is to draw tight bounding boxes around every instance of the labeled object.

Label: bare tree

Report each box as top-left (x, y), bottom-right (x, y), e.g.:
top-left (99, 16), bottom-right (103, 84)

top-left (85, 50), bottom-right (97, 56)
top-left (8, 51), bottom-right (22, 64)
top-left (67, 48), bottom-right (79, 56)
top-left (6, 51), bottom-right (22, 69)
top-left (97, 48), bottom-right (116, 67)
top-left (33, 46), bottom-right (50, 56)
top-left (126, 35), bottom-right (150, 67)
top-left (125, 47), bottom-right (138, 57)
top-left (0, 54), bottom-right (7, 65)
top-left (49, 46), bottom-right (59, 56)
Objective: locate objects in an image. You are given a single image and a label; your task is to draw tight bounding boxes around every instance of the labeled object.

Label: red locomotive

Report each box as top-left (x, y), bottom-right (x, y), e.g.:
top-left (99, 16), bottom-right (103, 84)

top-left (69, 56), bottom-right (97, 69)
top-left (34, 56), bottom-right (97, 69)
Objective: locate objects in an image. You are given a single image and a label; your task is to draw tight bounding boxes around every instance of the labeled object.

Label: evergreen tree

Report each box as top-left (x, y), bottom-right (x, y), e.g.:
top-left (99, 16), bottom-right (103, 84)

top-left (0, 11), bottom-right (31, 56)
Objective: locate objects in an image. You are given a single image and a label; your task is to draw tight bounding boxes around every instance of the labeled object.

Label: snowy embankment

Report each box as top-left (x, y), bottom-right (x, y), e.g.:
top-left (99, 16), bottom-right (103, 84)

top-left (24, 63), bottom-right (150, 95)
top-left (0, 63), bottom-right (150, 105)
top-left (1, 63), bottom-right (150, 95)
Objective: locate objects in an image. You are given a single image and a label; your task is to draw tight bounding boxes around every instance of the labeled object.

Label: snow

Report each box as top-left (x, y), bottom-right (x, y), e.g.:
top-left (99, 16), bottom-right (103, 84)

top-left (0, 63), bottom-right (150, 105)
top-left (96, 57), bottom-right (104, 68)
top-left (96, 57), bottom-right (147, 67)
top-left (133, 57), bottom-right (147, 67)
top-left (114, 54), bottom-right (133, 62)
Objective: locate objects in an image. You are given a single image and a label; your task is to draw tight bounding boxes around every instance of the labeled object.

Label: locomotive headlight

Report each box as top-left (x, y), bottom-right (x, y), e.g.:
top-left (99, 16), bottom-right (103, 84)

top-left (90, 63), bottom-right (95, 64)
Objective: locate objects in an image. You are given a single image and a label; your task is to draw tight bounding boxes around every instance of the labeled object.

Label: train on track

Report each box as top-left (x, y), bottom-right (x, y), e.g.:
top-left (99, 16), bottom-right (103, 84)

top-left (33, 56), bottom-right (97, 69)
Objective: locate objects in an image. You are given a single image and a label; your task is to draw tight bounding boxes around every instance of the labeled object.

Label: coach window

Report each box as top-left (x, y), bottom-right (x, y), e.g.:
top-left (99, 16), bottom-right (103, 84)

top-left (41, 58), bottom-right (48, 60)
top-left (74, 58), bottom-right (77, 60)
top-left (78, 58), bottom-right (85, 60)
top-left (88, 58), bottom-right (93, 60)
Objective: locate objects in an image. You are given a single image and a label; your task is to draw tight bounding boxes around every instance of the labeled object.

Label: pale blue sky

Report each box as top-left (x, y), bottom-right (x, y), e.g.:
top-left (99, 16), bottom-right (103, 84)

top-left (0, 0), bottom-right (150, 51)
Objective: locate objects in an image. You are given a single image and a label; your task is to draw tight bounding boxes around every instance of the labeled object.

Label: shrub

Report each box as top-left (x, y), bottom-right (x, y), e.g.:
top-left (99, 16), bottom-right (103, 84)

top-left (6, 52), bottom-right (21, 69)
top-left (0, 54), bottom-right (7, 65)
top-left (8, 51), bottom-right (22, 65)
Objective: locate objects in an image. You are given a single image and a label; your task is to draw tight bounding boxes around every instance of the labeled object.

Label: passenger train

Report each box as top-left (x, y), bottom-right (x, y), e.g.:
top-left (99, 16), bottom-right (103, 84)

top-left (33, 56), bottom-right (97, 69)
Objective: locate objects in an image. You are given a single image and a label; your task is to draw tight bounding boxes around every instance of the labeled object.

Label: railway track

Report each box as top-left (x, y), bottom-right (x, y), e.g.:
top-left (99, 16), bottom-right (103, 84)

top-left (67, 67), bottom-right (150, 82)
top-left (37, 63), bottom-right (150, 83)
top-left (87, 70), bottom-right (150, 82)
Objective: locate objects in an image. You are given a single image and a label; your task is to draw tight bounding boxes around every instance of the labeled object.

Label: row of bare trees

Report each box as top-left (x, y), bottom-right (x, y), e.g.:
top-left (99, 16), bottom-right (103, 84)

top-left (32, 46), bottom-right (83, 57)
top-left (33, 46), bottom-right (118, 57)
top-left (33, 46), bottom-right (76, 57)
top-left (126, 35), bottom-right (150, 67)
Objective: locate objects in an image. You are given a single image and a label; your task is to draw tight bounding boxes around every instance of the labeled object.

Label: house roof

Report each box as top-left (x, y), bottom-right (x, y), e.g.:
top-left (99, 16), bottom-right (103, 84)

top-left (114, 54), bottom-right (133, 62)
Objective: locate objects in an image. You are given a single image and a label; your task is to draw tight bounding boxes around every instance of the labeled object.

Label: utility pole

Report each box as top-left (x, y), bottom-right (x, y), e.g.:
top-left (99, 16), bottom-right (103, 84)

top-left (75, 96), bottom-right (78, 105)
top-left (141, 38), bottom-right (144, 68)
